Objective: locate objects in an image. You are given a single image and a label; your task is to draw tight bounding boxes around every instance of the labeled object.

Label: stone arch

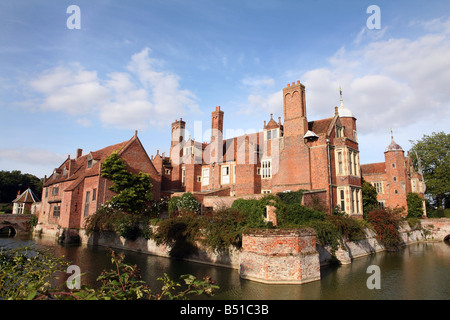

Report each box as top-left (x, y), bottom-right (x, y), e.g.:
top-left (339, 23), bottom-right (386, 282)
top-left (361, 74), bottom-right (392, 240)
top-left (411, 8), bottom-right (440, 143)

top-left (0, 225), bottom-right (17, 237)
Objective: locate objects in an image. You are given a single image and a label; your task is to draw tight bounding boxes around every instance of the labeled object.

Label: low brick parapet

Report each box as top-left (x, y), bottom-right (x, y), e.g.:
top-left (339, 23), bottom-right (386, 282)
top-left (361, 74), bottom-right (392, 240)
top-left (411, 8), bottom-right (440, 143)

top-left (239, 228), bottom-right (321, 284)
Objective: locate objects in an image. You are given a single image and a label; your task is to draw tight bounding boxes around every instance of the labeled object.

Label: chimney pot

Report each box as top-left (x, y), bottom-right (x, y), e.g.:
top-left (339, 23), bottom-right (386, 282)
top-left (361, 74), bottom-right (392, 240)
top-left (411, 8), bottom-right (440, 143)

top-left (292, 82), bottom-right (295, 86)
top-left (287, 83), bottom-right (290, 87)
top-left (297, 80), bottom-right (300, 84)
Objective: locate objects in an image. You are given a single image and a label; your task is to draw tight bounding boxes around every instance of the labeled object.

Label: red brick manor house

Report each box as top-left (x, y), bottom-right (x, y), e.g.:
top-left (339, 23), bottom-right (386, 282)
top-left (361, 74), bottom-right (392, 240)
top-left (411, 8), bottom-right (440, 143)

top-left (37, 81), bottom-right (425, 235)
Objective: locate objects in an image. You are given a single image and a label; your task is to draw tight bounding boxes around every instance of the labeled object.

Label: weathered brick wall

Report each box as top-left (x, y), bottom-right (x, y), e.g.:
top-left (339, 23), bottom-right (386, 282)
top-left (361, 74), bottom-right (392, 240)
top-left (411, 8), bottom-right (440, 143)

top-left (239, 228), bottom-right (320, 284)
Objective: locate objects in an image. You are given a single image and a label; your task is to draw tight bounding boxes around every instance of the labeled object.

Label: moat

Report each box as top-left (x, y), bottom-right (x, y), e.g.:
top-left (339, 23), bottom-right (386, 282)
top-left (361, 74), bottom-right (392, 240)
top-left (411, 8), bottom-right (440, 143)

top-left (1, 234), bottom-right (449, 300)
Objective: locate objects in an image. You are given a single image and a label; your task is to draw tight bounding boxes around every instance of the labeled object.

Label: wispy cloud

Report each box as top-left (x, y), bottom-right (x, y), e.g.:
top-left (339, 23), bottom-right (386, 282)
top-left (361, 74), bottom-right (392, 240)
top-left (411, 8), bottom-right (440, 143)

top-left (26, 48), bottom-right (200, 130)
top-left (302, 16), bottom-right (450, 135)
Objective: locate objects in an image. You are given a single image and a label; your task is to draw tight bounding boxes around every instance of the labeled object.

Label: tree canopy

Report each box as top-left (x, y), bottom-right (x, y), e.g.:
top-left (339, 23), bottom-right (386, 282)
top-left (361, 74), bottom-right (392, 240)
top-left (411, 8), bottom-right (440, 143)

top-left (101, 152), bottom-right (153, 214)
top-left (361, 177), bottom-right (379, 220)
top-left (409, 131), bottom-right (449, 208)
top-left (0, 170), bottom-right (43, 203)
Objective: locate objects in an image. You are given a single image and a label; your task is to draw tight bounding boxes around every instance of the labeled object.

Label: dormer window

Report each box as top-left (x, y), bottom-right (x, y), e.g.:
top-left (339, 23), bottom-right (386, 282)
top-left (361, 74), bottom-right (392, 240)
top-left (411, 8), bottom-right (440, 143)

top-left (184, 146), bottom-right (193, 156)
top-left (87, 159), bottom-right (93, 168)
top-left (266, 128), bottom-right (279, 141)
top-left (336, 125), bottom-right (344, 138)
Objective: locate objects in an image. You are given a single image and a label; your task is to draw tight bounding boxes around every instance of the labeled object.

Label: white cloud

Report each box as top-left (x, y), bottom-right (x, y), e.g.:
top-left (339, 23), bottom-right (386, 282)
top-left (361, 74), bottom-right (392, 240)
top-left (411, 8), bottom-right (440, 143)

top-left (301, 16), bottom-right (450, 136)
top-left (0, 148), bottom-right (67, 167)
top-left (239, 75), bottom-right (281, 116)
top-left (28, 48), bottom-right (199, 129)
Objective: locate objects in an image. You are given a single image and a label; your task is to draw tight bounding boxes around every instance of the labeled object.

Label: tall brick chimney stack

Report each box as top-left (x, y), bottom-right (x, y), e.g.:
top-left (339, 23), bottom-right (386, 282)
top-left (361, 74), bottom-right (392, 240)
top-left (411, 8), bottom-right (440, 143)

top-left (210, 106), bottom-right (224, 163)
top-left (76, 148), bottom-right (83, 159)
top-left (282, 80), bottom-right (307, 137)
top-left (211, 106), bottom-right (224, 142)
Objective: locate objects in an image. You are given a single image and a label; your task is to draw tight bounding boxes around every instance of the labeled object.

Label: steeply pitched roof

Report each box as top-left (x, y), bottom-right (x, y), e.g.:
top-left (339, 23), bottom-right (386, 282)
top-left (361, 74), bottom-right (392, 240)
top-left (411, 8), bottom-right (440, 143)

top-left (361, 162), bottom-right (386, 175)
top-left (308, 117), bottom-right (333, 135)
top-left (43, 136), bottom-right (135, 189)
top-left (12, 188), bottom-right (40, 203)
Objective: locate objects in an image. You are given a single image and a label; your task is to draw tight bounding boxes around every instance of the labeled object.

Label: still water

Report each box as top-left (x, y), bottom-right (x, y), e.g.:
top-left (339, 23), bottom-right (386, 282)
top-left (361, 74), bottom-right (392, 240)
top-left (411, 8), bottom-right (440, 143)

top-left (1, 234), bottom-right (449, 300)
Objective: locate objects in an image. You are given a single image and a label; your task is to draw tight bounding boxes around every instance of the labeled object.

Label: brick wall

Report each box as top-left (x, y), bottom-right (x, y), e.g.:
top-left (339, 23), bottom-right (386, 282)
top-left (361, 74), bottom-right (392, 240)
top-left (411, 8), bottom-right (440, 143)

top-left (239, 228), bottom-right (320, 284)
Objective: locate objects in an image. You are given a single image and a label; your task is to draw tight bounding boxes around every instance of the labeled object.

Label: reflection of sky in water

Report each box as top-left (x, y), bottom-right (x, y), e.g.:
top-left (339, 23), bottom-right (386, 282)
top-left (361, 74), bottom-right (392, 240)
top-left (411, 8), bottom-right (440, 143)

top-left (1, 235), bottom-right (449, 300)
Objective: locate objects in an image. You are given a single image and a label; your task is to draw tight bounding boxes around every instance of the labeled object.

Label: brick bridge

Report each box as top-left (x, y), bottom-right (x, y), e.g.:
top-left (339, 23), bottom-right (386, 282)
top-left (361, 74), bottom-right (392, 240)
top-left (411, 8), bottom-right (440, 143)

top-left (421, 218), bottom-right (450, 241)
top-left (0, 214), bottom-right (34, 236)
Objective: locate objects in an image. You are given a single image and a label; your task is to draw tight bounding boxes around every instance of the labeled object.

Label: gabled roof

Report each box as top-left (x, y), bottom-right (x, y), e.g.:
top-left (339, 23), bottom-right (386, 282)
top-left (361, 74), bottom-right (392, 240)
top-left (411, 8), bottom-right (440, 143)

top-left (12, 188), bottom-right (40, 203)
top-left (361, 162), bottom-right (386, 175)
top-left (308, 117), bottom-right (334, 135)
top-left (43, 134), bottom-right (138, 189)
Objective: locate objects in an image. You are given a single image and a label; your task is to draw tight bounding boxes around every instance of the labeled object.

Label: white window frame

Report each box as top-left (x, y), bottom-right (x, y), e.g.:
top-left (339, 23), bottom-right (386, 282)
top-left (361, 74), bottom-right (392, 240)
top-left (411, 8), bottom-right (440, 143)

top-left (181, 167), bottom-right (186, 186)
top-left (265, 128), bottom-right (279, 141)
top-left (202, 168), bottom-right (209, 186)
top-left (261, 159), bottom-right (272, 179)
top-left (221, 165), bottom-right (230, 185)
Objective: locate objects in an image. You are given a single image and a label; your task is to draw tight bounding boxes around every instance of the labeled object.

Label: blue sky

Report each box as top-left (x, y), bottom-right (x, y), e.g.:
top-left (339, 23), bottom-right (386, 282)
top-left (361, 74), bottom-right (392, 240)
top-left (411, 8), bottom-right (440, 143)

top-left (1, 0), bottom-right (449, 178)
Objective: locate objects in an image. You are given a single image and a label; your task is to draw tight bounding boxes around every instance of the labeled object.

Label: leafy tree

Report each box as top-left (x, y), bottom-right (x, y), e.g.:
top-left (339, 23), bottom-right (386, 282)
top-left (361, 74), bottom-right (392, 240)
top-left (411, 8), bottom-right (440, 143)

top-left (406, 192), bottom-right (424, 218)
top-left (0, 170), bottom-right (43, 203)
top-left (361, 177), bottom-right (379, 220)
top-left (101, 152), bottom-right (153, 214)
top-left (409, 131), bottom-right (450, 208)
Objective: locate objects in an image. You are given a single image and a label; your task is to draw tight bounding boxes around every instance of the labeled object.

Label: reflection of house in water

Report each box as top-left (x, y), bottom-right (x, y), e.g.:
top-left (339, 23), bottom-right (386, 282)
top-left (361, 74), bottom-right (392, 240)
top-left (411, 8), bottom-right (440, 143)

top-left (12, 188), bottom-right (40, 215)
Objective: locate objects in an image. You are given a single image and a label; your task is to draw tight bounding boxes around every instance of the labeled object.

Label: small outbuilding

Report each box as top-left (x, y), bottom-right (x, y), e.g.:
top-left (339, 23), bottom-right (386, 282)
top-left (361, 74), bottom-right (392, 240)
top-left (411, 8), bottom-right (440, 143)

top-left (12, 188), bottom-right (40, 215)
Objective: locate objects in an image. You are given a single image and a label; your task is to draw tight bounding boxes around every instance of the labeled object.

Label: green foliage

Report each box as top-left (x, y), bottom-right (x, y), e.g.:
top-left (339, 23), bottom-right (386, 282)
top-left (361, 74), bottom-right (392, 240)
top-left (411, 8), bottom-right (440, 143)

top-left (152, 213), bottom-right (206, 258)
top-left (427, 207), bottom-right (450, 218)
top-left (0, 247), bottom-right (218, 300)
top-left (307, 215), bottom-right (366, 254)
top-left (367, 208), bottom-right (403, 251)
top-left (276, 190), bottom-right (304, 205)
top-left (84, 205), bottom-right (148, 241)
top-left (101, 152), bottom-right (153, 214)
top-left (168, 193), bottom-right (201, 215)
top-left (203, 207), bottom-right (248, 252)
top-left (0, 203), bottom-right (12, 213)
top-left (277, 203), bottom-right (325, 226)
top-left (406, 192), bottom-right (424, 218)
top-left (0, 246), bottom-right (69, 300)
top-left (230, 195), bottom-right (277, 228)
top-left (308, 219), bottom-right (342, 253)
top-left (362, 177), bottom-right (379, 220)
top-left (0, 170), bottom-right (43, 203)
top-left (409, 131), bottom-right (450, 208)
top-left (28, 214), bottom-right (39, 228)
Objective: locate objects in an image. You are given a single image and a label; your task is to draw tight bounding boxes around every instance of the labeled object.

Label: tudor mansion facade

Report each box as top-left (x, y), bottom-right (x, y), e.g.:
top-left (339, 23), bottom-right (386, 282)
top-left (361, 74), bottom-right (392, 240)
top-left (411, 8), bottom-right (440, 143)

top-left (37, 80), bottom-right (425, 238)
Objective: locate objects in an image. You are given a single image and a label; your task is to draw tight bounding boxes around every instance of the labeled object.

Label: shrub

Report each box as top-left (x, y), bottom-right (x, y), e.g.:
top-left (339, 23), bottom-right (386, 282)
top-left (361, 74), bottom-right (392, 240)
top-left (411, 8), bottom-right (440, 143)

top-left (307, 219), bottom-right (342, 253)
top-left (326, 215), bottom-right (366, 242)
top-left (367, 208), bottom-right (403, 251)
top-left (276, 190), bottom-right (304, 205)
top-left (407, 192), bottom-right (424, 218)
top-left (278, 203), bottom-right (325, 226)
top-left (203, 207), bottom-right (248, 251)
top-left (152, 213), bottom-right (205, 258)
top-left (231, 198), bottom-right (267, 228)
top-left (113, 215), bottom-right (142, 241)
top-left (168, 193), bottom-right (201, 215)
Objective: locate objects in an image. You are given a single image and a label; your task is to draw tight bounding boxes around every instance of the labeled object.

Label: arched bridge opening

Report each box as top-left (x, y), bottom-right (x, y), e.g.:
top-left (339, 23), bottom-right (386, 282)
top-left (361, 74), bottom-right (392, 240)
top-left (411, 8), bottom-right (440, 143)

top-left (0, 226), bottom-right (17, 237)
